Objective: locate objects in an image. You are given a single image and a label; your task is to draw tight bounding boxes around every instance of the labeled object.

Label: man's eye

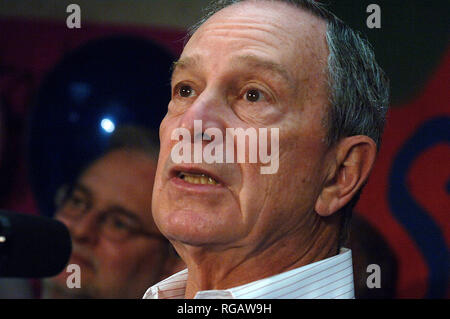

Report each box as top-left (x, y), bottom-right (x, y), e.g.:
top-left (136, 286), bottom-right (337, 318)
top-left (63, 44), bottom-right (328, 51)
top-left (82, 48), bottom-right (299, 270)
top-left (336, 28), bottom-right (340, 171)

top-left (245, 89), bottom-right (264, 102)
top-left (111, 217), bottom-right (128, 229)
top-left (104, 214), bottom-right (134, 231)
top-left (178, 85), bottom-right (196, 98)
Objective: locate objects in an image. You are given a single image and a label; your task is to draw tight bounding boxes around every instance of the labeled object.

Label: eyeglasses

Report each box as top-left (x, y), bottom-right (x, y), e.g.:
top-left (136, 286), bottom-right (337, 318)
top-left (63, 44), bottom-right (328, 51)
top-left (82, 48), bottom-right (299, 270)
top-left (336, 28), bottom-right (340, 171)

top-left (55, 185), bottom-right (167, 243)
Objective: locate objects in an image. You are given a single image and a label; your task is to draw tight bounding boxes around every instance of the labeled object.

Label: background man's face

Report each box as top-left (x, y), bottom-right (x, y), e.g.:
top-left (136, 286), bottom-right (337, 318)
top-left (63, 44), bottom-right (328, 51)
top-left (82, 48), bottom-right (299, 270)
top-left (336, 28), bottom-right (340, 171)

top-left (153, 2), bottom-right (332, 250)
top-left (49, 150), bottom-right (168, 298)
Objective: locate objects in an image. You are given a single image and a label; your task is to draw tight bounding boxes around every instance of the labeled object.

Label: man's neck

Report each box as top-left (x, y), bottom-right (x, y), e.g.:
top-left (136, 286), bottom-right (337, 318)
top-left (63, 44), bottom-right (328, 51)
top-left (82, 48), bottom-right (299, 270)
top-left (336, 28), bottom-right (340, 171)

top-left (179, 225), bottom-right (339, 299)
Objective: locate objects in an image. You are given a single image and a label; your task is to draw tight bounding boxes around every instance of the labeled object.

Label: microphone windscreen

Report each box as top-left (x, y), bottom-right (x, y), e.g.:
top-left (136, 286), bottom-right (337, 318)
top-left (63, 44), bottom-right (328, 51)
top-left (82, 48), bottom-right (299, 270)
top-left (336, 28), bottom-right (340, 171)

top-left (0, 210), bottom-right (72, 278)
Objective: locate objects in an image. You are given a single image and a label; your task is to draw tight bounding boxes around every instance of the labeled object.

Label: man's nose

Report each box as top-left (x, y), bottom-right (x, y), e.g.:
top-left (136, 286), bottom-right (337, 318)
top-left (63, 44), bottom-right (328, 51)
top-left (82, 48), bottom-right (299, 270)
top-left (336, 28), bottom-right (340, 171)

top-left (178, 88), bottom-right (227, 140)
top-left (58, 210), bottom-right (99, 245)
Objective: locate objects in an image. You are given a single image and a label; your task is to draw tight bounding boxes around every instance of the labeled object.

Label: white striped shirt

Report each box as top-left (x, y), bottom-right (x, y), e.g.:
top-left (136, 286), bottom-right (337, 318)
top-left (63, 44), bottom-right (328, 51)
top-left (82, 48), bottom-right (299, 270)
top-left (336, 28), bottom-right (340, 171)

top-left (143, 248), bottom-right (354, 299)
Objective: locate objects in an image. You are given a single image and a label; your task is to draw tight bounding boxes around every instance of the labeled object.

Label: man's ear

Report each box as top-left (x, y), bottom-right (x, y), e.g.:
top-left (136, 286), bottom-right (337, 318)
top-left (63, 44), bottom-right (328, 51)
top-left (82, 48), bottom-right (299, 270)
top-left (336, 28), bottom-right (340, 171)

top-left (315, 135), bottom-right (377, 216)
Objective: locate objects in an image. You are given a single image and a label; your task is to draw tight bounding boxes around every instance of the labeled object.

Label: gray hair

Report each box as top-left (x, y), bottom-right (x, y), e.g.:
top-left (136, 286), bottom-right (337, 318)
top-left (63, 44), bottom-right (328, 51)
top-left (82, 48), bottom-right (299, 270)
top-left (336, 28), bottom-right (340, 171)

top-left (187, 0), bottom-right (390, 247)
top-left (106, 125), bottom-right (160, 161)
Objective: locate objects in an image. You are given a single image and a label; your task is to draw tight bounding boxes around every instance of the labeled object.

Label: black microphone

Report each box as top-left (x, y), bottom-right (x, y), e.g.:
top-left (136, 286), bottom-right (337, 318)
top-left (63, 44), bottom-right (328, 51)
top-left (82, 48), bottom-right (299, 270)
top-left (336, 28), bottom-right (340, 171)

top-left (0, 210), bottom-right (72, 278)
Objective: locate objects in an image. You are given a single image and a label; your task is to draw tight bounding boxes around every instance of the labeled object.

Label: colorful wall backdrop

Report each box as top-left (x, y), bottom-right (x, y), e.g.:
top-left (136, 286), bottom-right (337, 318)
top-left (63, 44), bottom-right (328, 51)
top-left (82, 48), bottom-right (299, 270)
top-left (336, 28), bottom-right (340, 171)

top-left (0, 0), bottom-right (448, 298)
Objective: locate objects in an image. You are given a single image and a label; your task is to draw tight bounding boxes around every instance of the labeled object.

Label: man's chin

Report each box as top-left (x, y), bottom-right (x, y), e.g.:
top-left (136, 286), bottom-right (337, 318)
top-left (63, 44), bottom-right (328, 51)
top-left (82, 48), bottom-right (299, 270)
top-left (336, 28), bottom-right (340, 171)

top-left (42, 277), bottom-right (95, 299)
top-left (47, 270), bottom-right (70, 288)
top-left (164, 225), bottom-right (244, 249)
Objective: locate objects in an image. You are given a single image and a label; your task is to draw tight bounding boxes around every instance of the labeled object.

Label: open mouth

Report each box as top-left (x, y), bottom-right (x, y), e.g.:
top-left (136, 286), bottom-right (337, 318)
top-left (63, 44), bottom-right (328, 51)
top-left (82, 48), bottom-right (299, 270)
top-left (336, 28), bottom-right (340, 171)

top-left (177, 171), bottom-right (220, 185)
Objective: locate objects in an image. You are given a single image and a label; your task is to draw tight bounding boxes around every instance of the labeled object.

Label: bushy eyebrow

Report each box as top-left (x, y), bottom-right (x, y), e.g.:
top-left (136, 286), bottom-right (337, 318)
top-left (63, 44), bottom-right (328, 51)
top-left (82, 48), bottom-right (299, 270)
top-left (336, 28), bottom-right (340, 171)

top-left (72, 182), bottom-right (142, 224)
top-left (231, 55), bottom-right (294, 87)
top-left (171, 54), bottom-right (294, 88)
top-left (171, 56), bottom-right (200, 78)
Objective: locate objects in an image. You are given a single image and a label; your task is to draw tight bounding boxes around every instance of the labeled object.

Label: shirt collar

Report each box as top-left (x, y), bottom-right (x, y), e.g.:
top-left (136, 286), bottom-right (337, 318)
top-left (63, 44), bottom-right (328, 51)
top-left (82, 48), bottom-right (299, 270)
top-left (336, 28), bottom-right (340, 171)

top-left (143, 248), bottom-right (354, 299)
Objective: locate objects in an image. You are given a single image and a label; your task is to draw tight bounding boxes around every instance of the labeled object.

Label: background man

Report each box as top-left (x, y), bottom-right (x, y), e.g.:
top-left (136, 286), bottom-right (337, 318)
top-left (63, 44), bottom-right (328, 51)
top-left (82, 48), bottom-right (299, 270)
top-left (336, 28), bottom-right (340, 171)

top-left (146, 0), bottom-right (389, 299)
top-left (43, 126), bottom-right (184, 298)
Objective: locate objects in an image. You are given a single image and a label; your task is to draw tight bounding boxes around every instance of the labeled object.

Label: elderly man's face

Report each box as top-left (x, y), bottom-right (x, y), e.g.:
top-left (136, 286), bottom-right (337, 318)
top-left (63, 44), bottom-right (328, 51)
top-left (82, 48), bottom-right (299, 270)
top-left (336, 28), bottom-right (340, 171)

top-left (153, 2), bottom-right (331, 249)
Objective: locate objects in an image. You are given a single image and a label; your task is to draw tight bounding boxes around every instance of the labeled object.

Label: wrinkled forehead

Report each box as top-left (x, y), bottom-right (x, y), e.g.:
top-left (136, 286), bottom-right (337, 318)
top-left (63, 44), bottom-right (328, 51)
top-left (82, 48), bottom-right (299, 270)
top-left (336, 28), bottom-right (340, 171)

top-left (184, 0), bottom-right (328, 79)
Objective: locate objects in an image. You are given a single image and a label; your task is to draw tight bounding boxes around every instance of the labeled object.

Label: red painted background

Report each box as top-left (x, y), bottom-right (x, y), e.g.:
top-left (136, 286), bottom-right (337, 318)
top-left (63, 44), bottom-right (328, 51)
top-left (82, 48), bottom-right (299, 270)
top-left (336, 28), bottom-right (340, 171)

top-left (0, 17), bottom-right (448, 298)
